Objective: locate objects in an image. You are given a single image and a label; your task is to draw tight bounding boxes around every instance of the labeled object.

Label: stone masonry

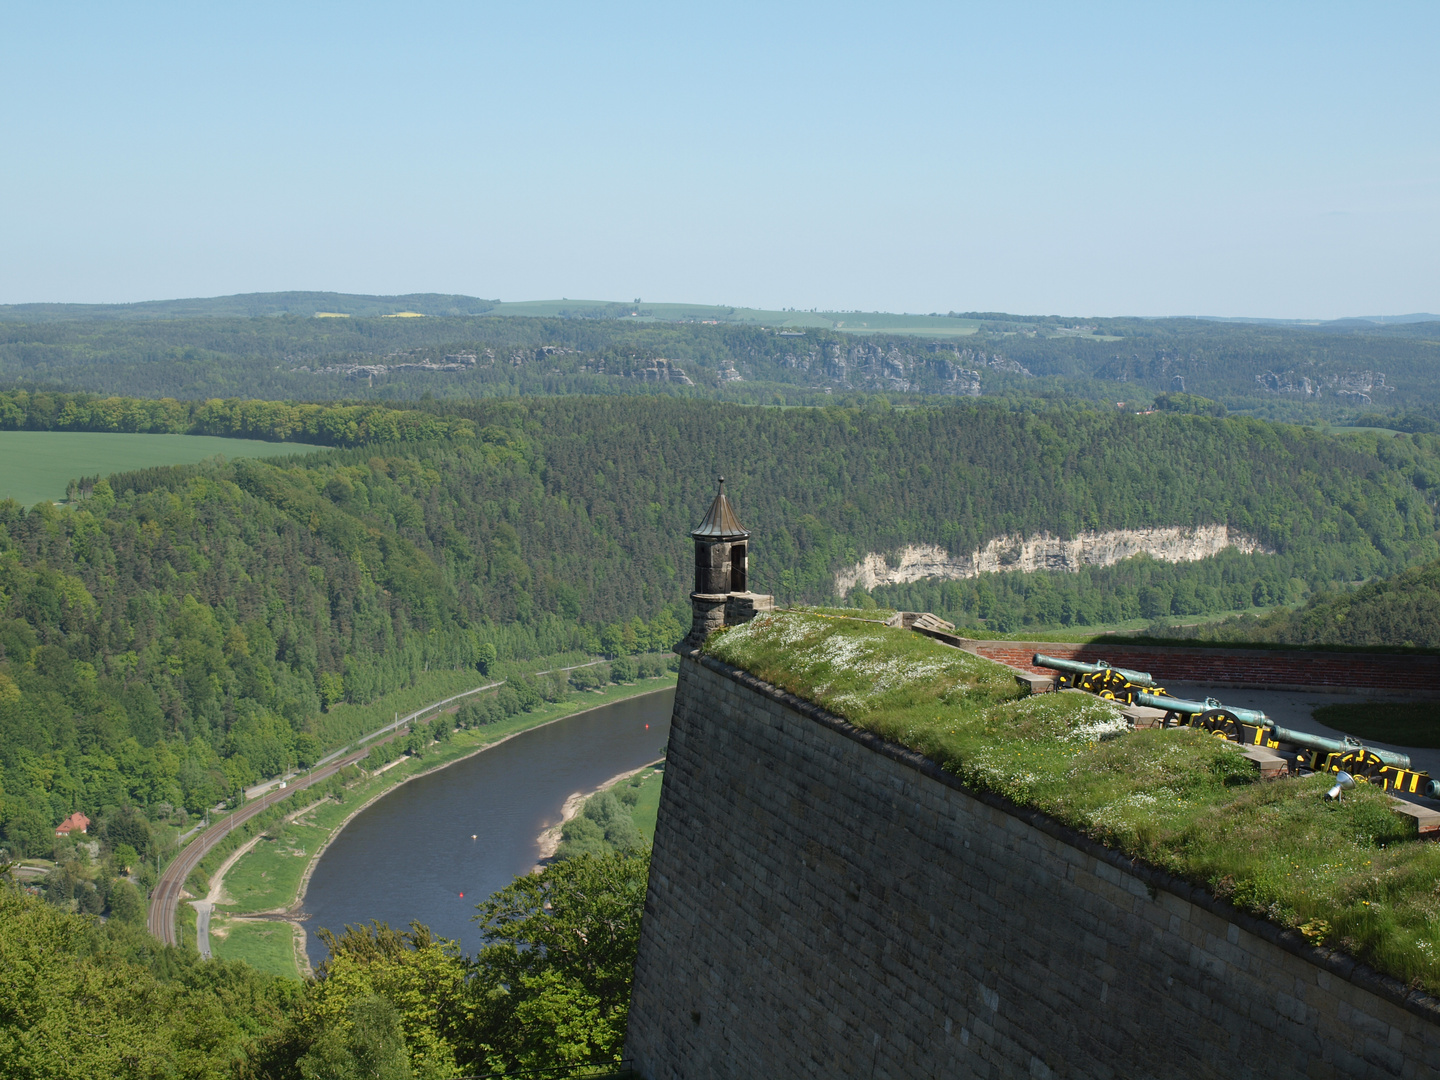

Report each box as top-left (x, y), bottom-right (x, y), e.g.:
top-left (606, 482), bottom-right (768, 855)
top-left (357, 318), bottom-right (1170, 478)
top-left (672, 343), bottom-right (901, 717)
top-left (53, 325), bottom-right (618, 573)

top-left (626, 655), bottom-right (1440, 1079)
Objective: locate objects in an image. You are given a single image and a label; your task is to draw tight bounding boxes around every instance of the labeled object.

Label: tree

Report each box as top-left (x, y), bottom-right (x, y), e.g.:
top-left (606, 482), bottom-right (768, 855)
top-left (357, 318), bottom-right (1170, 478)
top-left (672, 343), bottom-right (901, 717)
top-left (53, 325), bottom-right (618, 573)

top-left (475, 642), bottom-right (497, 676)
top-left (463, 850), bottom-right (649, 1074)
top-left (286, 922), bottom-right (466, 1080)
top-left (297, 995), bottom-right (414, 1080)
top-left (507, 676), bottom-right (541, 713)
top-left (106, 878), bottom-right (144, 924)
top-left (555, 792), bottom-right (641, 859)
top-left (111, 843), bottom-right (139, 873)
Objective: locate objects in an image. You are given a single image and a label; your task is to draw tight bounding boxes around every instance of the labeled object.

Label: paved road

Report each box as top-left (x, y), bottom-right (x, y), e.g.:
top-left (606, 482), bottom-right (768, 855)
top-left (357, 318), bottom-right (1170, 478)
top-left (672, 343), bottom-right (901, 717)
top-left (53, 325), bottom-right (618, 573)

top-left (193, 901), bottom-right (213, 959)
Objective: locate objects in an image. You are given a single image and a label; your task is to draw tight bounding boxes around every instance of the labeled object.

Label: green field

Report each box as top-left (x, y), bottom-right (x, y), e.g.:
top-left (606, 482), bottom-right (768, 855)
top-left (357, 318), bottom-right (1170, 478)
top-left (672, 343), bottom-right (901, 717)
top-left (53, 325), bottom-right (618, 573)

top-left (221, 821), bottom-right (330, 914)
top-left (626, 765), bottom-right (666, 842)
top-left (210, 917), bottom-right (298, 977)
top-left (0, 431), bottom-right (323, 505)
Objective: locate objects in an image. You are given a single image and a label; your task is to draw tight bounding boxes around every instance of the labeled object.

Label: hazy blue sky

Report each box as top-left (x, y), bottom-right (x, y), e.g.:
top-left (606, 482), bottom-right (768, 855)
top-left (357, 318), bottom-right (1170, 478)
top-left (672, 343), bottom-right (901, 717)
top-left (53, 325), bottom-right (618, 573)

top-left (3, 2), bottom-right (1436, 317)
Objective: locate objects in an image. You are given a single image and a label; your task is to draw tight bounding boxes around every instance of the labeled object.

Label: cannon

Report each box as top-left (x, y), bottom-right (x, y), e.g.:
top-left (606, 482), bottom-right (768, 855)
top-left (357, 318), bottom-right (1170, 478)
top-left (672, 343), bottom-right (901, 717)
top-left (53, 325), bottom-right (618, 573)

top-left (1135, 691), bottom-right (1438, 796)
top-left (1033, 654), bottom-right (1162, 703)
top-left (1133, 691), bottom-right (1276, 745)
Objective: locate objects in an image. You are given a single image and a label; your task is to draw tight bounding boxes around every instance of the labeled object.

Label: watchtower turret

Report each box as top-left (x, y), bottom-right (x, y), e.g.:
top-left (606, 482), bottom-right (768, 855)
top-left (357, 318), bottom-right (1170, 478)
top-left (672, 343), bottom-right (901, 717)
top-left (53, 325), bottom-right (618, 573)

top-left (683, 477), bottom-right (773, 650)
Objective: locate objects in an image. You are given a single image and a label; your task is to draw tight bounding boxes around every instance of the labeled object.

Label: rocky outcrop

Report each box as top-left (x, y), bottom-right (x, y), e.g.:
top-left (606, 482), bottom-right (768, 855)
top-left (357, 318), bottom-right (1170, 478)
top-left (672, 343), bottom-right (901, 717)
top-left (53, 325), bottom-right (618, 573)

top-left (834, 525), bottom-right (1270, 596)
top-left (626, 359), bottom-right (694, 384)
top-left (1255, 369), bottom-right (1394, 404)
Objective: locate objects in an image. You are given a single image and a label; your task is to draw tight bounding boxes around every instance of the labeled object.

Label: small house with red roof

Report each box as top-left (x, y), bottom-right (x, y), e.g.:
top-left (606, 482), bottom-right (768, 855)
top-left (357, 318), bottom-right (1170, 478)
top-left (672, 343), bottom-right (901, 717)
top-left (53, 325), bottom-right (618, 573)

top-left (55, 812), bottom-right (90, 837)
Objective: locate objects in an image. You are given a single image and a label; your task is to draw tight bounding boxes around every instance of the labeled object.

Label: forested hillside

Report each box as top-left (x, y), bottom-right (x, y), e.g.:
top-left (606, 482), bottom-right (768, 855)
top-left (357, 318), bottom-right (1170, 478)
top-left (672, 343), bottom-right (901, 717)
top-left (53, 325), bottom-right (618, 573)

top-left (1159, 557), bottom-right (1440, 650)
top-left (2, 396), bottom-right (1438, 857)
top-left (1, 308), bottom-right (1438, 421)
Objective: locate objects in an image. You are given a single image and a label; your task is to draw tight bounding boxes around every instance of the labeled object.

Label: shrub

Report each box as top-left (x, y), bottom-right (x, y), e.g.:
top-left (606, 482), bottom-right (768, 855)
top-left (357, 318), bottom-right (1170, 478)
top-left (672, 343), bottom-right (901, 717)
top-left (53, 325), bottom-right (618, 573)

top-left (568, 666), bottom-right (602, 692)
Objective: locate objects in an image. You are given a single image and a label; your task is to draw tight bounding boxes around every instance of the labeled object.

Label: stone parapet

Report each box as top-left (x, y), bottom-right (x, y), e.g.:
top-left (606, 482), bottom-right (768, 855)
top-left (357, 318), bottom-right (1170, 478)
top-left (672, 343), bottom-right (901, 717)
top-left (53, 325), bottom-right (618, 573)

top-left (723, 591), bottom-right (772, 625)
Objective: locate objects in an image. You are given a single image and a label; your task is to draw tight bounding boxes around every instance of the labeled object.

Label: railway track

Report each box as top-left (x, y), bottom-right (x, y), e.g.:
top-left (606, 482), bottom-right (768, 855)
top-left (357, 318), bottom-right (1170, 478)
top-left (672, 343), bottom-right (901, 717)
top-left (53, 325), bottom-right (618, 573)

top-left (145, 743), bottom-right (371, 946)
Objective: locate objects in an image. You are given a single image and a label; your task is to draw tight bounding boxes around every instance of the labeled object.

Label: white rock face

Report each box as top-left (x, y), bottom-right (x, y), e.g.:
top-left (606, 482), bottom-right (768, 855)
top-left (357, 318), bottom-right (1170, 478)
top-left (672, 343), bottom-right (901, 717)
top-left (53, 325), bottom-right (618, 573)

top-left (834, 525), bottom-right (1271, 597)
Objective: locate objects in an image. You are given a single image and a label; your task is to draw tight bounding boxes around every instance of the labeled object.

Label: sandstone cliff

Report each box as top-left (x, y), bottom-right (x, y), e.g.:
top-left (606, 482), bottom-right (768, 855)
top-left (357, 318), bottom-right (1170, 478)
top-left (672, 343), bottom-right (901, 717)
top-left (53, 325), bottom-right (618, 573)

top-left (834, 525), bottom-right (1270, 596)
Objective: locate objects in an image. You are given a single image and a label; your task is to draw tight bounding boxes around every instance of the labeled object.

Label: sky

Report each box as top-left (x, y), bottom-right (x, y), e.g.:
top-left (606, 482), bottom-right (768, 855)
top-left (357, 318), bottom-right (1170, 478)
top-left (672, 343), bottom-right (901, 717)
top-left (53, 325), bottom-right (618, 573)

top-left (2, 2), bottom-right (1436, 318)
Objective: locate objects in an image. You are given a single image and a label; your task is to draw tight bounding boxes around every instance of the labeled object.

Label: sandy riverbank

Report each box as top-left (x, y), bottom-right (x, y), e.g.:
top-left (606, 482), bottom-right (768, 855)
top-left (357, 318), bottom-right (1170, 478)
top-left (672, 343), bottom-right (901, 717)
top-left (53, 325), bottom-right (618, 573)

top-left (533, 759), bottom-right (664, 863)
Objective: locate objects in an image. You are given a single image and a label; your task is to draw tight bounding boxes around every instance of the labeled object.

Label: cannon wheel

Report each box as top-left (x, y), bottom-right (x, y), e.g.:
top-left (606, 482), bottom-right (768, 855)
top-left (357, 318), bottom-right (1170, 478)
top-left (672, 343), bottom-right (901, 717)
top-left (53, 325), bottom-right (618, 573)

top-left (1195, 708), bottom-right (1245, 743)
top-left (1336, 749), bottom-right (1386, 785)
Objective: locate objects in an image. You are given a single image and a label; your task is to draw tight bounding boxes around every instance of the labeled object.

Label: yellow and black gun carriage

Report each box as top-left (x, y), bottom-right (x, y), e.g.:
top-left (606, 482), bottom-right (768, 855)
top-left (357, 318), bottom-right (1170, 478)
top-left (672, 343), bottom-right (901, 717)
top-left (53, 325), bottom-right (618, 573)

top-left (1134, 691), bottom-right (1439, 797)
top-left (1032, 654), bottom-right (1164, 704)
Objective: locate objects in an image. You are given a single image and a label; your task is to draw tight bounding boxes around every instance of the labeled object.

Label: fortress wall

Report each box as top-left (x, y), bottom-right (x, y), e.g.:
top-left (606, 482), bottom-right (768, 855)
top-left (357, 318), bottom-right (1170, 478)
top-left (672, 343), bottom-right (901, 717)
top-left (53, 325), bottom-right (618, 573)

top-left (626, 654), bottom-right (1440, 1079)
top-left (962, 639), bottom-right (1440, 695)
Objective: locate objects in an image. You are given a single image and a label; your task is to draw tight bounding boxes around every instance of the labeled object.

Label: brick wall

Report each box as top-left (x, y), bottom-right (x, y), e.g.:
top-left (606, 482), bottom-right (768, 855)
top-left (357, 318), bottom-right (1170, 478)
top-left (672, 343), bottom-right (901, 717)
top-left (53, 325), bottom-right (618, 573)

top-left (961, 639), bottom-right (1440, 694)
top-left (625, 655), bottom-right (1440, 1079)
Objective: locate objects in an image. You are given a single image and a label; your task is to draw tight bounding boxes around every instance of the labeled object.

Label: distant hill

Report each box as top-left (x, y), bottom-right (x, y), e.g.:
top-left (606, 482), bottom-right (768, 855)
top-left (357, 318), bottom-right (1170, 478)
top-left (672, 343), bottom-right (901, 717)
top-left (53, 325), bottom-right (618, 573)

top-left (0, 291), bottom-right (498, 321)
top-left (1180, 314), bottom-right (1440, 329)
top-left (1171, 559), bottom-right (1440, 650)
top-left (1, 294), bottom-right (1438, 424)
top-left (0, 291), bottom-right (985, 336)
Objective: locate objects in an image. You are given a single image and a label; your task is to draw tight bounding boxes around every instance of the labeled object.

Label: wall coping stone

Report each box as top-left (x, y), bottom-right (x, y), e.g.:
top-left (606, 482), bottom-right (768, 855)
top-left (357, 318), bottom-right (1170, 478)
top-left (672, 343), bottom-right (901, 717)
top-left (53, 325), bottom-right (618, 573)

top-left (690, 650), bottom-right (1440, 1027)
top-left (957, 638), bottom-right (1440, 663)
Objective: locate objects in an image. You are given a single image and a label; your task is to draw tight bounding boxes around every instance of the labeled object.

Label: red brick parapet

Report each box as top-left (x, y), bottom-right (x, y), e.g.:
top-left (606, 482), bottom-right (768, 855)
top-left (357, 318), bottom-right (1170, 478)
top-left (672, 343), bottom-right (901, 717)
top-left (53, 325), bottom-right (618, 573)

top-left (957, 638), bottom-right (1439, 696)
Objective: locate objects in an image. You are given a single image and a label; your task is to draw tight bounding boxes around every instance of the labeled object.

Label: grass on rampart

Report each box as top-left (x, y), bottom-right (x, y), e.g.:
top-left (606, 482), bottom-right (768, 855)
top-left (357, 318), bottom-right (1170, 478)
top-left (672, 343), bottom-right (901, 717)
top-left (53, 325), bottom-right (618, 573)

top-left (705, 612), bottom-right (1440, 993)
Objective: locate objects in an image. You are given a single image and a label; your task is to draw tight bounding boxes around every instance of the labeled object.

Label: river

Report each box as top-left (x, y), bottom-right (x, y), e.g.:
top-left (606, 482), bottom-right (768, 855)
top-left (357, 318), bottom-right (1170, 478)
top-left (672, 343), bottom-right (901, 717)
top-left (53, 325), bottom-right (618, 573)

top-left (302, 687), bottom-right (674, 967)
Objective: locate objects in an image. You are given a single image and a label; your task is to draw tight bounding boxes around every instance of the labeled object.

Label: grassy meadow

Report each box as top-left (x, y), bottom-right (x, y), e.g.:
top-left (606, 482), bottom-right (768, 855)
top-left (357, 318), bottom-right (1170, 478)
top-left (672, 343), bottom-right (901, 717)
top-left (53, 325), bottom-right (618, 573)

top-left (625, 764), bottom-right (666, 842)
top-left (221, 819), bottom-right (331, 914)
top-left (210, 918), bottom-right (298, 975)
top-left (0, 430), bottom-right (322, 505)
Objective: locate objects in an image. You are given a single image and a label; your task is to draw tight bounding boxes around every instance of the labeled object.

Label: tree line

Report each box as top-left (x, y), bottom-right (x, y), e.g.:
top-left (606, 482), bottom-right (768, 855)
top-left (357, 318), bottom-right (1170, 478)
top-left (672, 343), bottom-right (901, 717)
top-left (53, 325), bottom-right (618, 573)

top-left (0, 389), bottom-right (474, 446)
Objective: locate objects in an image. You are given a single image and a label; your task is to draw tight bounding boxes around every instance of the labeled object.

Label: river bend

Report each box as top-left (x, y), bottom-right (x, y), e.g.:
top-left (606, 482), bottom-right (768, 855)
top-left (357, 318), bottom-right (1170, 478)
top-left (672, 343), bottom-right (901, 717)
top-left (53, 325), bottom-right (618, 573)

top-left (302, 688), bottom-right (674, 966)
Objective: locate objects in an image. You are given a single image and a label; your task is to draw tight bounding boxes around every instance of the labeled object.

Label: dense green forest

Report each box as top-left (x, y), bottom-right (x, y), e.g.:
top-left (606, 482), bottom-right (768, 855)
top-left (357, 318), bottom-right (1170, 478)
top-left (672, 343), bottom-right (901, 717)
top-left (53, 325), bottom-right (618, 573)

top-left (0, 884), bottom-right (298, 1078)
top-left (2, 396), bottom-right (1439, 861)
top-left (1, 304), bottom-right (1437, 421)
top-left (2, 848), bottom-right (647, 1078)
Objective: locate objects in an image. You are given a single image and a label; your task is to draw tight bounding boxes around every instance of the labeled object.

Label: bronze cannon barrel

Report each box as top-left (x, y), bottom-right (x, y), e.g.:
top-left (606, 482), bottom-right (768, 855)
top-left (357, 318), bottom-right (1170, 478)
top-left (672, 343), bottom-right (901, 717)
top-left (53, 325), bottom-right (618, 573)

top-left (1033, 654), bottom-right (1157, 686)
top-left (1133, 691), bottom-right (1271, 726)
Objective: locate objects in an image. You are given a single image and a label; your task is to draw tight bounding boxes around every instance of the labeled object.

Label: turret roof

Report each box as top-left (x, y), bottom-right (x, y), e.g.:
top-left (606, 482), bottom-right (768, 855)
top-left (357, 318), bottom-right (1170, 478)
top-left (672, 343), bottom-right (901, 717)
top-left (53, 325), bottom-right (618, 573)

top-left (691, 477), bottom-right (749, 540)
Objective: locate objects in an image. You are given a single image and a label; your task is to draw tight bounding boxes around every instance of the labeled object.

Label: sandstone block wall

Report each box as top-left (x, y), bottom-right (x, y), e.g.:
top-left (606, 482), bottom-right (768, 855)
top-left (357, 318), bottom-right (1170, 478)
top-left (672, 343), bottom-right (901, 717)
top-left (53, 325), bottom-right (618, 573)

top-left (626, 656), bottom-right (1440, 1079)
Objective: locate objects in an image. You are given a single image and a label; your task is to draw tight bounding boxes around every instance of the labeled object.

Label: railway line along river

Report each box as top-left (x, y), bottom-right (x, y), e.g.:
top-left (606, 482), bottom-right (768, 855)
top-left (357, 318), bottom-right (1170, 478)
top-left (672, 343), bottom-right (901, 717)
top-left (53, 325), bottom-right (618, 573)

top-left (300, 687), bottom-right (674, 967)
